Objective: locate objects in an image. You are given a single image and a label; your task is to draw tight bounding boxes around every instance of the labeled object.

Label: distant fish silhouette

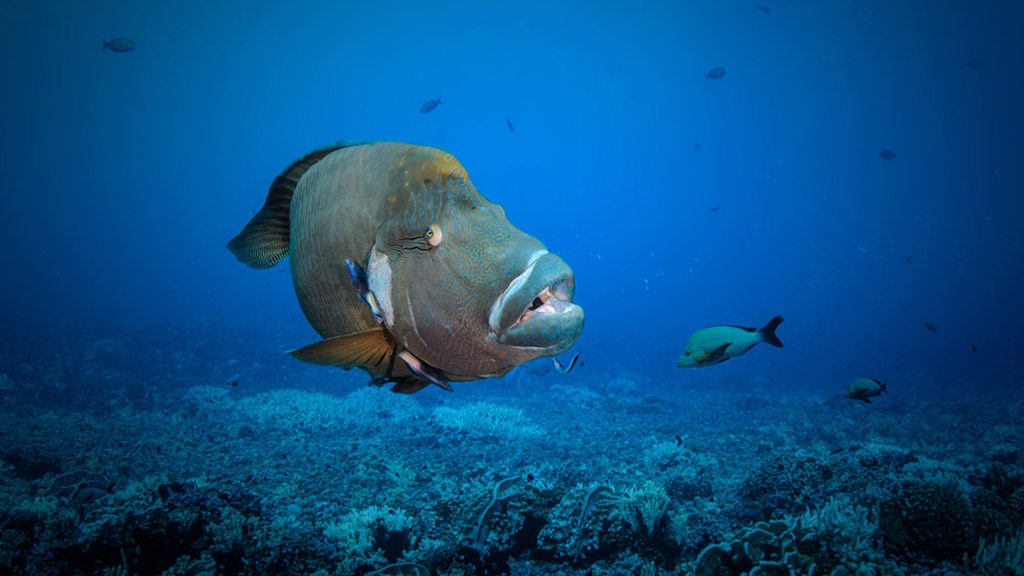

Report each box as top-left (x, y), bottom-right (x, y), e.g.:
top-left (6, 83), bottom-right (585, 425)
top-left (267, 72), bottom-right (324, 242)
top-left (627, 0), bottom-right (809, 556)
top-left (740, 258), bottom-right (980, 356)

top-left (904, 255), bottom-right (912, 264)
top-left (756, 5), bottom-right (771, 13)
top-left (693, 141), bottom-right (702, 151)
top-left (102, 37), bottom-right (136, 53)
top-left (705, 67), bottom-right (727, 80)
top-left (971, 344), bottom-right (978, 353)
top-left (923, 321), bottom-right (938, 333)
top-left (708, 203), bottom-right (722, 212)
top-left (967, 58), bottom-right (983, 70)
top-left (879, 149), bottom-right (897, 160)
top-left (505, 117), bottom-right (515, 133)
top-left (846, 377), bottom-right (887, 403)
top-left (419, 98), bottom-right (443, 114)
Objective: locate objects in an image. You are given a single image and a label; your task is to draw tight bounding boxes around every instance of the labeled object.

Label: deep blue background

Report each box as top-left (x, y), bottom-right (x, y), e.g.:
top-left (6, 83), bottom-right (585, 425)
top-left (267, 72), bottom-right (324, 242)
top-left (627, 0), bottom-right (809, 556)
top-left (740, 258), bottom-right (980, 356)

top-left (4, 1), bottom-right (1022, 397)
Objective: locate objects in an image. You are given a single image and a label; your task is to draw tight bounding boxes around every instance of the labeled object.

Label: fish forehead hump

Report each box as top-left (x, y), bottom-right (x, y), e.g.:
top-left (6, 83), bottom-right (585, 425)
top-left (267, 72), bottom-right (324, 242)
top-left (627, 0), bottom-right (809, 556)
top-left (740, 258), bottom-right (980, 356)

top-left (384, 155), bottom-right (552, 375)
top-left (385, 149), bottom-right (539, 288)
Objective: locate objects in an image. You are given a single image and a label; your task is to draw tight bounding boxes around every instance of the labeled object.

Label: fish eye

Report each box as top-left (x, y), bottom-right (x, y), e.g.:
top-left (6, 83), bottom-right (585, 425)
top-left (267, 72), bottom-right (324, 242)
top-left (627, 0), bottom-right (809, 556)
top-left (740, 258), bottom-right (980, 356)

top-left (426, 224), bottom-right (443, 247)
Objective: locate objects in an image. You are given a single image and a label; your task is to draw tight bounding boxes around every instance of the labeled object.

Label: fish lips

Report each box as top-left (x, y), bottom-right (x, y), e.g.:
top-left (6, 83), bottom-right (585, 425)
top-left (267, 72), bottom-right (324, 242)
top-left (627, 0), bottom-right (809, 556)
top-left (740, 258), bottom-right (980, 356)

top-left (489, 251), bottom-right (584, 351)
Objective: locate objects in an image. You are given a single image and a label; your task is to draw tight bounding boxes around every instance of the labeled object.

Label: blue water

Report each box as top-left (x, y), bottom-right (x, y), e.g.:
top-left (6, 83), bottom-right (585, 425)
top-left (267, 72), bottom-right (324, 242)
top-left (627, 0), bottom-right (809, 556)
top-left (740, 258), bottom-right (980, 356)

top-left (2, 1), bottom-right (1023, 575)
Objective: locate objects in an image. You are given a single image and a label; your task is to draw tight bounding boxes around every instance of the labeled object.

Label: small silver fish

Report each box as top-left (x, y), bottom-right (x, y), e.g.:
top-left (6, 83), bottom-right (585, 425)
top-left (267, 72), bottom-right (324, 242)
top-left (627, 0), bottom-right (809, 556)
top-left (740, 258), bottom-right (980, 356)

top-left (344, 259), bottom-right (382, 321)
top-left (553, 351), bottom-right (581, 374)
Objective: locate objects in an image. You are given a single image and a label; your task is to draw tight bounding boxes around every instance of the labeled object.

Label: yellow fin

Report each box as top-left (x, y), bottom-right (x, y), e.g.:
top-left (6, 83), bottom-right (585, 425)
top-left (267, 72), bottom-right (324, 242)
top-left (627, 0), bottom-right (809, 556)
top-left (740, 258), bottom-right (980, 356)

top-left (289, 328), bottom-right (398, 378)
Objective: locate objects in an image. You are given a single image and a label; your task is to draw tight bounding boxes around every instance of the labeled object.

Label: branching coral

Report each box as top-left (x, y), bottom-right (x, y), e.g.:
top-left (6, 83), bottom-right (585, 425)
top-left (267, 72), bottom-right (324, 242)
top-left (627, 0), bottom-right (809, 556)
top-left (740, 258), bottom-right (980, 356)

top-left (461, 476), bottom-right (528, 554)
top-left (536, 483), bottom-right (617, 564)
top-left (433, 403), bottom-right (543, 438)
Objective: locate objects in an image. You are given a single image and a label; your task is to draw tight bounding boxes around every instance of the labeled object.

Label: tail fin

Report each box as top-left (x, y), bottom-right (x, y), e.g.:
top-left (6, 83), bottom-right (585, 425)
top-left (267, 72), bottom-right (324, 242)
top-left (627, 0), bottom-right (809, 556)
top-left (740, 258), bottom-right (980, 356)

top-left (226, 144), bottom-right (347, 268)
top-left (759, 315), bottom-right (784, 348)
top-left (881, 380), bottom-right (888, 394)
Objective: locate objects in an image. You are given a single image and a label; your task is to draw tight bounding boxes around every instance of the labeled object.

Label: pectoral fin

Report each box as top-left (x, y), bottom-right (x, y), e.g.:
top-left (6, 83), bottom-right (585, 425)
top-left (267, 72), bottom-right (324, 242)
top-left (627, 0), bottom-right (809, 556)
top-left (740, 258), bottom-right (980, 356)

top-left (697, 343), bottom-right (731, 366)
top-left (289, 328), bottom-right (398, 378)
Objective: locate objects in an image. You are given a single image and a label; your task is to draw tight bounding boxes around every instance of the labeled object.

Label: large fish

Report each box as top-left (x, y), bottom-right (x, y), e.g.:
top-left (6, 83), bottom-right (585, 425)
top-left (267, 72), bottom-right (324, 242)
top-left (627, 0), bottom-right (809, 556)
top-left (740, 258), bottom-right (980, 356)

top-left (228, 141), bottom-right (584, 393)
top-left (676, 316), bottom-right (784, 367)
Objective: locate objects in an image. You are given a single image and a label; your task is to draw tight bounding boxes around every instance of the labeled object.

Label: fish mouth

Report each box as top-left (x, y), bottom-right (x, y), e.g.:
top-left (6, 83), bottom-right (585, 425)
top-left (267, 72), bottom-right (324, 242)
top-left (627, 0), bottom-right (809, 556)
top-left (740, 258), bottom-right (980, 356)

top-left (489, 251), bottom-right (585, 350)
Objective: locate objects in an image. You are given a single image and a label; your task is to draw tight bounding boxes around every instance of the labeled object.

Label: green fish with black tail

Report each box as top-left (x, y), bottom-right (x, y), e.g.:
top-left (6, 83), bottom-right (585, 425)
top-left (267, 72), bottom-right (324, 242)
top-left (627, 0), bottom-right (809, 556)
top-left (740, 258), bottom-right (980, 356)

top-left (845, 377), bottom-right (887, 403)
top-left (676, 316), bottom-right (784, 367)
top-left (227, 141), bottom-right (584, 394)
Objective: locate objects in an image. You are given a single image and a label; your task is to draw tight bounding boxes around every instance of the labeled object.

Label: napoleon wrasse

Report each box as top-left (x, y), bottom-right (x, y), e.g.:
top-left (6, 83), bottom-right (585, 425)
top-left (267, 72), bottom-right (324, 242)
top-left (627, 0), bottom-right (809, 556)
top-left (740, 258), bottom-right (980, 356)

top-left (228, 141), bottom-right (584, 393)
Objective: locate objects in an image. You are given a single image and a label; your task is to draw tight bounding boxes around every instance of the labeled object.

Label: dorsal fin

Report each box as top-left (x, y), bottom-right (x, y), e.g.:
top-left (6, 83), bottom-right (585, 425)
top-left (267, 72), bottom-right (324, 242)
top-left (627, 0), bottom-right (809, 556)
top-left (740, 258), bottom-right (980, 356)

top-left (226, 144), bottom-right (349, 268)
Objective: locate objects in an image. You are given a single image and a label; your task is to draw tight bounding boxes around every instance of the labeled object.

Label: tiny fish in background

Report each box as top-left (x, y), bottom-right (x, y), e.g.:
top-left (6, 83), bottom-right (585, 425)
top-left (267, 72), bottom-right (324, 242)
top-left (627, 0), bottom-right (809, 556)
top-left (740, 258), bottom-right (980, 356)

top-left (904, 255), bottom-right (912, 264)
top-left (553, 351), bottom-right (582, 374)
top-left (705, 67), bottom-right (727, 80)
top-left (756, 5), bottom-right (771, 13)
top-left (971, 344), bottom-right (978, 353)
top-left (102, 37), bottom-right (136, 53)
top-left (708, 203), bottom-right (721, 212)
top-left (879, 149), bottom-right (897, 160)
top-left (845, 377), bottom-right (887, 403)
top-left (966, 58), bottom-right (983, 69)
top-left (505, 117), bottom-right (515, 133)
top-left (693, 141), bottom-right (701, 151)
top-left (419, 98), bottom-right (443, 114)
top-left (923, 321), bottom-right (938, 333)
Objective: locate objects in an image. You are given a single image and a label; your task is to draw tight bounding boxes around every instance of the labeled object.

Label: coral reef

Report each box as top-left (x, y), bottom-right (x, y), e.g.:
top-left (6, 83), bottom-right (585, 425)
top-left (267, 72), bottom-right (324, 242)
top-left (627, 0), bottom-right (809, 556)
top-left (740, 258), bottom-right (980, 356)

top-left (1, 329), bottom-right (1022, 574)
top-left (878, 482), bottom-right (974, 562)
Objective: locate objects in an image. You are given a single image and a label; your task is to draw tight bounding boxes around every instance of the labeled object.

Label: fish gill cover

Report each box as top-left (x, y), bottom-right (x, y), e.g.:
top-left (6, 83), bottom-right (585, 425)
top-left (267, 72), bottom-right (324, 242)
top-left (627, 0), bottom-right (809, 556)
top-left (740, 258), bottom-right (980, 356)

top-left (1, 1), bottom-right (1023, 575)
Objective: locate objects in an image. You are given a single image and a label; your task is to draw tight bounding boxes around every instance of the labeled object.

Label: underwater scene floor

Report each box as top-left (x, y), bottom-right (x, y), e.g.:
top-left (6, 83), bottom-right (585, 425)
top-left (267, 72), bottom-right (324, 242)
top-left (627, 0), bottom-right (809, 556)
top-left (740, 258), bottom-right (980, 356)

top-left (1, 328), bottom-right (1022, 575)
